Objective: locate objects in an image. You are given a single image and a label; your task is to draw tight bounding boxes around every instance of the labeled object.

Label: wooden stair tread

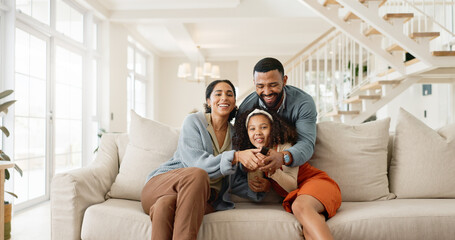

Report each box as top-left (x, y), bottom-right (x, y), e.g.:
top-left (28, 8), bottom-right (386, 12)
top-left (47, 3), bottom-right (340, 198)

top-left (344, 12), bottom-right (359, 21)
top-left (377, 68), bottom-right (395, 77)
top-left (364, 27), bottom-right (381, 36)
top-left (432, 51), bottom-right (455, 56)
top-left (359, 0), bottom-right (387, 7)
top-left (404, 58), bottom-right (420, 66)
top-left (386, 43), bottom-right (404, 52)
top-left (326, 110), bottom-right (360, 117)
top-left (383, 13), bottom-right (414, 22)
top-left (360, 80), bottom-right (401, 90)
top-left (410, 32), bottom-right (440, 40)
top-left (323, 0), bottom-right (339, 6)
top-left (344, 95), bottom-right (381, 103)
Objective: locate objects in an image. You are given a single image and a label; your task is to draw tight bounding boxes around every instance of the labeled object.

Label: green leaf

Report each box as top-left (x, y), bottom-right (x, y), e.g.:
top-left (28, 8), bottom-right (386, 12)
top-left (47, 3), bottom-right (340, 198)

top-left (14, 164), bottom-right (23, 177)
top-left (0, 126), bottom-right (10, 137)
top-left (0, 90), bottom-right (13, 100)
top-left (5, 191), bottom-right (18, 198)
top-left (0, 100), bottom-right (16, 114)
top-left (5, 169), bottom-right (9, 180)
top-left (0, 151), bottom-right (10, 161)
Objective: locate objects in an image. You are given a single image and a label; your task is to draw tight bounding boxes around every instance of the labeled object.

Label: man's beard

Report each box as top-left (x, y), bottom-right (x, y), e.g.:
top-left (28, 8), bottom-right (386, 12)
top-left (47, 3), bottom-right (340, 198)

top-left (259, 90), bottom-right (284, 109)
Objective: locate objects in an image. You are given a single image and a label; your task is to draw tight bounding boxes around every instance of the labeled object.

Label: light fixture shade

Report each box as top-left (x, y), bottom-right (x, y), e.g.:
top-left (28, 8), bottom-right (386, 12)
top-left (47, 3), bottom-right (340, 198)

top-left (178, 63), bottom-right (192, 78)
top-left (211, 65), bottom-right (220, 78)
top-left (177, 64), bottom-right (185, 78)
top-left (194, 66), bottom-right (204, 80)
top-left (183, 63), bottom-right (191, 77)
top-left (203, 62), bottom-right (212, 76)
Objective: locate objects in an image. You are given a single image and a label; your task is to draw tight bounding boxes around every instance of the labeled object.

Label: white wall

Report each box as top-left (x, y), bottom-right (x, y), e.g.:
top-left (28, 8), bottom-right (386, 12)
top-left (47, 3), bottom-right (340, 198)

top-left (107, 23), bottom-right (128, 132)
top-left (377, 83), bottom-right (455, 131)
top-left (155, 57), bottom-right (207, 127)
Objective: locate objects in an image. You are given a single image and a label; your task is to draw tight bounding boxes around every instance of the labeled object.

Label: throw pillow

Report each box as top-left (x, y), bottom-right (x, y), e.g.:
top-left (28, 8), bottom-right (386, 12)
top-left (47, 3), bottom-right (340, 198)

top-left (309, 118), bottom-right (395, 201)
top-left (389, 108), bottom-right (455, 198)
top-left (107, 110), bottom-right (179, 201)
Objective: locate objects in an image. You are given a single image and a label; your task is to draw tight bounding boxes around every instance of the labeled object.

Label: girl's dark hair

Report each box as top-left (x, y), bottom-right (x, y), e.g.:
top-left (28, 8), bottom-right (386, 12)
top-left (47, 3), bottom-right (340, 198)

top-left (203, 79), bottom-right (238, 121)
top-left (232, 108), bottom-right (297, 151)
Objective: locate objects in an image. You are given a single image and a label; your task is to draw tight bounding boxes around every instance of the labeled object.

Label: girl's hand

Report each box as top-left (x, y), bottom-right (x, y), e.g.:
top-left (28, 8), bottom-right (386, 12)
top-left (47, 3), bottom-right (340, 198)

top-left (249, 176), bottom-right (271, 193)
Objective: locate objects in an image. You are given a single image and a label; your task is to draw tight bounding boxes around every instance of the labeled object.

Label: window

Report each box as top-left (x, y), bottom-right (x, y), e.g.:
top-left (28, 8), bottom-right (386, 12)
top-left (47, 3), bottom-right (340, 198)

top-left (56, 0), bottom-right (83, 42)
top-left (16, 0), bottom-right (50, 25)
top-left (127, 42), bottom-right (148, 124)
top-left (8, 0), bottom-right (102, 209)
top-left (54, 46), bottom-right (82, 173)
top-left (14, 28), bottom-right (48, 204)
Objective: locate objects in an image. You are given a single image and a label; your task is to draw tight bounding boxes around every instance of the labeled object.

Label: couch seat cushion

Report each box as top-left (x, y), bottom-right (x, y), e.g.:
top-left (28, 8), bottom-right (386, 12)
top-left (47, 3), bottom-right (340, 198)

top-left (81, 199), bottom-right (151, 240)
top-left (81, 199), bottom-right (302, 240)
top-left (200, 203), bottom-right (302, 240)
top-left (328, 199), bottom-right (455, 240)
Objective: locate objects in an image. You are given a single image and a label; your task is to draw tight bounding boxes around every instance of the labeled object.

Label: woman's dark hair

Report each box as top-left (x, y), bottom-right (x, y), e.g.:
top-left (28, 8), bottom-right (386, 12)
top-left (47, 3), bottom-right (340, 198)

top-left (253, 57), bottom-right (285, 78)
top-left (203, 79), bottom-right (238, 121)
top-left (232, 108), bottom-right (297, 151)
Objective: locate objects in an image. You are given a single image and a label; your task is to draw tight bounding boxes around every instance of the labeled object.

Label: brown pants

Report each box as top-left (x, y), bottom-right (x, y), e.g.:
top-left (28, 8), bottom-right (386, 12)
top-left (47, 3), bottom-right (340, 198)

top-left (141, 167), bottom-right (211, 240)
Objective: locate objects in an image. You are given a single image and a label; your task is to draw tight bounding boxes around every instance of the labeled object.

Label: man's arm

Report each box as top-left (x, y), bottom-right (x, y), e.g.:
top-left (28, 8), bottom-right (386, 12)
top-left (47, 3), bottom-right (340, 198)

top-left (286, 101), bottom-right (317, 166)
top-left (259, 98), bottom-right (317, 173)
top-left (286, 100), bottom-right (317, 167)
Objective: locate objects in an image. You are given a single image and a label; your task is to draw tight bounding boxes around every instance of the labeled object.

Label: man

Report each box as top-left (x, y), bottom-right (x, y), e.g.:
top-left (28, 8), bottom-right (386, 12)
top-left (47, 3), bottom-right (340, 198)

top-left (237, 57), bottom-right (317, 174)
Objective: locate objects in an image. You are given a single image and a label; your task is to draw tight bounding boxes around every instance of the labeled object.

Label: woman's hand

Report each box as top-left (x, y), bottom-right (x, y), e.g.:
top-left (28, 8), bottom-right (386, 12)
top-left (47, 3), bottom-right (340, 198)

top-left (249, 176), bottom-right (271, 193)
top-left (236, 149), bottom-right (261, 171)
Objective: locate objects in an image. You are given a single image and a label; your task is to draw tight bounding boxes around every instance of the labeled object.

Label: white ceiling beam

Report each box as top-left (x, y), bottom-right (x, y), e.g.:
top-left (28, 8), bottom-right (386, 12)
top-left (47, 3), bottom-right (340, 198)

top-left (165, 23), bottom-right (205, 62)
top-left (109, 0), bottom-right (318, 22)
top-left (101, 0), bottom-right (240, 11)
top-left (75, 0), bottom-right (110, 19)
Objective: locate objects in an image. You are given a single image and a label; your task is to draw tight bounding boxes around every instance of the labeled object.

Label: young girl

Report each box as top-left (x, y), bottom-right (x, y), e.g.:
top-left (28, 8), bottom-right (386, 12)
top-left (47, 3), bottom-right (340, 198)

top-left (233, 108), bottom-right (342, 240)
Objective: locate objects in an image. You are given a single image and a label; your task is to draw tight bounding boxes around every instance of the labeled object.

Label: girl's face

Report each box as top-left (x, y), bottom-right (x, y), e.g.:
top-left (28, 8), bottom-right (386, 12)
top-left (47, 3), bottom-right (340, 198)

top-left (206, 82), bottom-right (236, 118)
top-left (247, 114), bottom-right (271, 149)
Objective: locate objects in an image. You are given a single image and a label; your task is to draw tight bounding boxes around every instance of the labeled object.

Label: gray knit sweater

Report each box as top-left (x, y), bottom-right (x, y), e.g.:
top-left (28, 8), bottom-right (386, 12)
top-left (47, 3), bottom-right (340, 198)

top-left (146, 112), bottom-right (264, 210)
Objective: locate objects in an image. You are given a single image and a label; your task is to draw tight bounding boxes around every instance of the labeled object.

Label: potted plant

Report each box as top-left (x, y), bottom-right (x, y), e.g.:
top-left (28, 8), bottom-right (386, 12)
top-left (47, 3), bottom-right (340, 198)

top-left (0, 90), bottom-right (22, 240)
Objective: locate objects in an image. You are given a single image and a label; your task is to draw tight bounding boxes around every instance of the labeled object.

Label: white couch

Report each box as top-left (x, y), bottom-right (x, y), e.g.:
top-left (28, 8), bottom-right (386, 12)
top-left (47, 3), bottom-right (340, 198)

top-left (51, 108), bottom-right (455, 240)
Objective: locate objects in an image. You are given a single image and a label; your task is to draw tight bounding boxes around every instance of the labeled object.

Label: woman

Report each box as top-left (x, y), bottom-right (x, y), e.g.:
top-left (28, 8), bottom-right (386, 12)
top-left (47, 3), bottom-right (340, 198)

top-left (141, 80), bottom-right (262, 240)
top-left (233, 108), bottom-right (342, 240)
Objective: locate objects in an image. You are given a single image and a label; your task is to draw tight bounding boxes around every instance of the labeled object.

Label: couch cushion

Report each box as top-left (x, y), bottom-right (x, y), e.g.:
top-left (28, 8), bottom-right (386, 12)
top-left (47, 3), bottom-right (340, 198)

top-left (107, 111), bottom-right (180, 200)
top-left (199, 203), bottom-right (302, 240)
top-left (309, 118), bottom-right (395, 201)
top-left (81, 199), bottom-right (151, 240)
top-left (328, 199), bottom-right (455, 240)
top-left (389, 108), bottom-right (455, 198)
top-left (81, 199), bottom-right (302, 240)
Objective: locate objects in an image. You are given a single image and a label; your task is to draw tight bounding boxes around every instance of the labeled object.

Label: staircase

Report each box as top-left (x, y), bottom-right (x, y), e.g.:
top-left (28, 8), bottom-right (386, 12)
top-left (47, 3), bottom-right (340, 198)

top-left (283, 0), bottom-right (455, 124)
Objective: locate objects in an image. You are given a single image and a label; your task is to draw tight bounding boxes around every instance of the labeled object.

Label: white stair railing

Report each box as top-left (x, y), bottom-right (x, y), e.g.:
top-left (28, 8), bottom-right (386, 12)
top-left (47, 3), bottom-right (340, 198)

top-left (381, 0), bottom-right (455, 52)
top-left (285, 28), bottom-right (388, 120)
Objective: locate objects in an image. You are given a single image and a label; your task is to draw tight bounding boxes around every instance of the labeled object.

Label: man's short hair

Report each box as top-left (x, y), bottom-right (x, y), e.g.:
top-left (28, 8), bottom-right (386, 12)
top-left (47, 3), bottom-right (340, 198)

top-left (253, 57), bottom-right (285, 78)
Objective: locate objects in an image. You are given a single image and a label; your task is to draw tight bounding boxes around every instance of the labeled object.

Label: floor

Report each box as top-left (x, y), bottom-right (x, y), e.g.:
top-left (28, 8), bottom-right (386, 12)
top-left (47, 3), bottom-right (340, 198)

top-left (10, 201), bottom-right (51, 240)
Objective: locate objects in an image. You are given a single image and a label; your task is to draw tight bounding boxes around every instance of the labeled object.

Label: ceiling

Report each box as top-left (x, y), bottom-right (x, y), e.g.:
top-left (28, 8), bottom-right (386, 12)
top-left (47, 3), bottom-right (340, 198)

top-left (92, 0), bottom-right (331, 62)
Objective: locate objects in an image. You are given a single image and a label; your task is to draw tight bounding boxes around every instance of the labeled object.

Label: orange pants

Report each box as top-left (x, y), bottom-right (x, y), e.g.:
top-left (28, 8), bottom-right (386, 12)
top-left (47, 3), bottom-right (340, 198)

top-left (282, 163), bottom-right (341, 218)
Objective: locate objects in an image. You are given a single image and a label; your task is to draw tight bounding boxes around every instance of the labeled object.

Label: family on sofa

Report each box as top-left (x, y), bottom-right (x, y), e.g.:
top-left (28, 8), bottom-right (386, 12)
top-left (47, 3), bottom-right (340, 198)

top-left (51, 56), bottom-right (455, 240)
top-left (141, 57), bottom-right (342, 240)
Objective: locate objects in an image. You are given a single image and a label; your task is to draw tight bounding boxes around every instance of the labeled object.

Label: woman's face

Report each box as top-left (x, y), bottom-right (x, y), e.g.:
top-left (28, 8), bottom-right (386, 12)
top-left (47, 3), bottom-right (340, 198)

top-left (247, 114), bottom-right (271, 149)
top-left (206, 82), bottom-right (236, 118)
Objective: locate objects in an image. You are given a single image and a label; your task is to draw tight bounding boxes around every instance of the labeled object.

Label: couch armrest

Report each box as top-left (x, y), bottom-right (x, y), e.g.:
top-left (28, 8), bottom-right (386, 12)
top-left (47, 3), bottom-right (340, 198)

top-left (51, 134), bottom-right (121, 240)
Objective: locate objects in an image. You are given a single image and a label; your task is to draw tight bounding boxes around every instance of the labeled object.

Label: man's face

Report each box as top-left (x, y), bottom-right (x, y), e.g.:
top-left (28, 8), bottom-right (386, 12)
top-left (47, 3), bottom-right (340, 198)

top-left (253, 69), bottom-right (287, 109)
